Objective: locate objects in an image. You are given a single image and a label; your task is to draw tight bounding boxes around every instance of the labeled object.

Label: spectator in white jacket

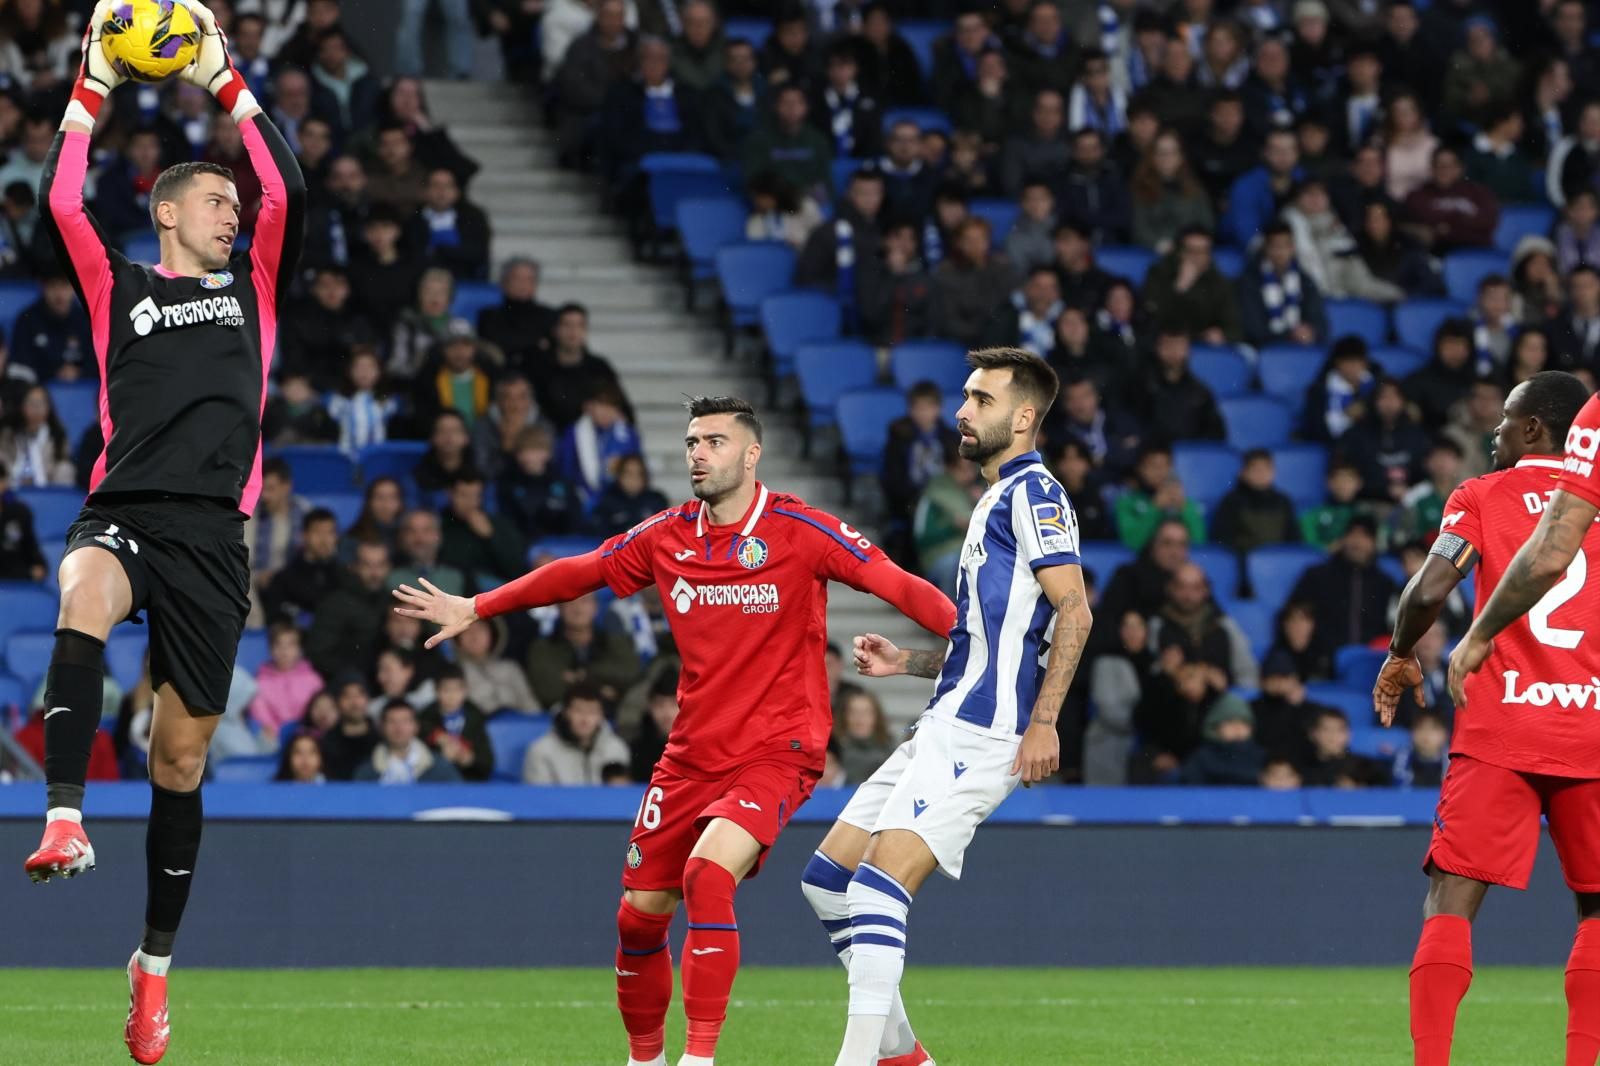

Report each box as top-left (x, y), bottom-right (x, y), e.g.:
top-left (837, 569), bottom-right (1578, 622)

top-left (523, 682), bottom-right (631, 784)
top-left (1281, 178), bottom-right (1406, 303)
top-left (542, 0), bottom-right (639, 76)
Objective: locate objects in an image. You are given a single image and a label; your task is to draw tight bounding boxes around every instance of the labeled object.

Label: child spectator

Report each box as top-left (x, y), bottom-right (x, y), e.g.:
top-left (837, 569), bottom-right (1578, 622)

top-left (1300, 461), bottom-right (1366, 549)
top-left (1259, 757), bottom-right (1303, 789)
top-left (588, 454), bottom-right (670, 538)
top-left (1117, 444), bottom-right (1205, 551)
top-left (834, 688), bottom-right (896, 784)
top-left (1394, 711), bottom-right (1448, 788)
top-left (743, 170), bottom-right (823, 250)
top-left (1299, 708), bottom-right (1392, 787)
top-left (1210, 449), bottom-right (1299, 555)
top-left (262, 369), bottom-right (339, 446)
top-left (274, 733), bottom-right (326, 784)
top-left (556, 387), bottom-right (642, 509)
top-left (498, 426), bottom-right (577, 539)
top-left (326, 346), bottom-right (400, 456)
top-left (1301, 337), bottom-right (1374, 443)
top-left (1180, 695), bottom-right (1265, 785)
top-left (355, 700), bottom-right (461, 783)
top-left (1005, 180), bottom-right (1058, 274)
top-left (523, 682), bottom-right (631, 785)
top-left (297, 691), bottom-right (340, 742)
top-left (419, 664), bottom-right (494, 782)
top-left (1239, 221), bottom-right (1328, 348)
top-left (0, 458), bottom-right (45, 580)
top-left (248, 624), bottom-right (326, 745)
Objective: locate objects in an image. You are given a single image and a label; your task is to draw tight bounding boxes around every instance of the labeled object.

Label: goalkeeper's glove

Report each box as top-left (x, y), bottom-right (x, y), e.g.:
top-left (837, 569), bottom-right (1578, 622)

top-left (66, 0), bottom-right (126, 129)
top-left (178, 0), bottom-right (258, 121)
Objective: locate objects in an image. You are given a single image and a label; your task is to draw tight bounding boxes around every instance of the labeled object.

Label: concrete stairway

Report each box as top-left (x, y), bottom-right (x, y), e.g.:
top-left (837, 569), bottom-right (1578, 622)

top-left (423, 81), bottom-right (938, 722)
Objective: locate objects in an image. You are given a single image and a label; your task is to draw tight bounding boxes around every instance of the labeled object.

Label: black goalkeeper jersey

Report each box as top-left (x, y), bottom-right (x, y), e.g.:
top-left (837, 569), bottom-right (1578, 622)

top-left (39, 113), bottom-right (304, 514)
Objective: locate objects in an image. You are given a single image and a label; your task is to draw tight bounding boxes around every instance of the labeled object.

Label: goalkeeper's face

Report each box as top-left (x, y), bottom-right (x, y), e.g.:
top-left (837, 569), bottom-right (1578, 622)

top-left (170, 173), bottom-right (241, 272)
top-left (685, 413), bottom-right (759, 503)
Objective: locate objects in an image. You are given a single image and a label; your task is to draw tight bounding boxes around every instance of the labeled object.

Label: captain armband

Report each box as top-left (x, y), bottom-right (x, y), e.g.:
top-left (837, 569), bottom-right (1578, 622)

top-left (1429, 531), bottom-right (1478, 575)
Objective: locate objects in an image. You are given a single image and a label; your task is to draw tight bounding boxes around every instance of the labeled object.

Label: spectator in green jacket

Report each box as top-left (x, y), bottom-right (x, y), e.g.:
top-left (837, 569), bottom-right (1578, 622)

top-left (1139, 226), bottom-right (1242, 343)
top-left (439, 472), bottom-right (527, 583)
top-left (1465, 106), bottom-right (1537, 204)
top-left (1300, 460), bottom-right (1377, 549)
top-left (524, 593), bottom-right (644, 709)
top-left (741, 83), bottom-right (832, 200)
top-left (1392, 440), bottom-right (1463, 546)
top-left (1116, 444), bottom-right (1206, 551)
top-left (1210, 449), bottom-right (1300, 555)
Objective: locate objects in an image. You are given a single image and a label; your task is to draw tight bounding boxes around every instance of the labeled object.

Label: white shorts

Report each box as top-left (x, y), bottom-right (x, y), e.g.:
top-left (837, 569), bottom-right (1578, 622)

top-left (838, 715), bottom-right (1021, 879)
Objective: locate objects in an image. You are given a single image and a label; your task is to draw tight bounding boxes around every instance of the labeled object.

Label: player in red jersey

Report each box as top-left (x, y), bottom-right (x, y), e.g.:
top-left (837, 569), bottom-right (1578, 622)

top-left (1376, 371), bottom-right (1600, 1066)
top-left (393, 395), bottom-right (955, 1066)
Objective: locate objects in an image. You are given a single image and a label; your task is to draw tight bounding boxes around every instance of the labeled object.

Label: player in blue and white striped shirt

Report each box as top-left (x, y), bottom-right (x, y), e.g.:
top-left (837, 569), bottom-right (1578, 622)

top-left (799, 348), bottom-right (1095, 1066)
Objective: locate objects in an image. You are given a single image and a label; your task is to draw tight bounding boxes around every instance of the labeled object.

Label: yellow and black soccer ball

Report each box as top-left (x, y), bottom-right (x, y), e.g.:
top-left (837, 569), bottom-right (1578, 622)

top-left (100, 0), bottom-right (201, 84)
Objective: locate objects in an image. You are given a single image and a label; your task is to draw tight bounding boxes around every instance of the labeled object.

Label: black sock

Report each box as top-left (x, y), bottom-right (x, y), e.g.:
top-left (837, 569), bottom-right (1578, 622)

top-left (142, 783), bottom-right (202, 958)
top-left (42, 628), bottom-right (107, 812)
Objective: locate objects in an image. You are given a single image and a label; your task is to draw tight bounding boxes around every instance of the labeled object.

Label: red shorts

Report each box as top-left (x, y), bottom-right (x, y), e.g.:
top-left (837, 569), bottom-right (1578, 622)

top-left (1425, 754), bottom-right (1600, 891)
top-left (622, 758), bottom-right (820, 892)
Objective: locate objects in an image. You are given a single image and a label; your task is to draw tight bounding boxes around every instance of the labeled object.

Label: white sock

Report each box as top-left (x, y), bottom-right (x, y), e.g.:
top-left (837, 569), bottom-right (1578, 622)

top-left (835, 865), bottom-right (911, 1066)
top-left (675, 1056), bottom-right (715, 1066)
top-left (133, 949), bottom-right (170, 977)
top-left (626, 1056), bottom-right (666, 1066)
top-left (46, 806), bottom-right (82, 824)
top-left (801, 851), bottom-right (918, 1058)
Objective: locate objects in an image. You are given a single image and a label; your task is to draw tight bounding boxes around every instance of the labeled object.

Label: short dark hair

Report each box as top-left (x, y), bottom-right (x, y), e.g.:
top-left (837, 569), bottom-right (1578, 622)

top-left (1477, 273), bottom-right (1509, 293)
top-left (1262, 220), bottom-right (1293, 241)
top-left (435, 663), bottom-right (466, 685)
top-left (555, 301), bottom-right (588, 322)
top-left (303, 507), bottom-right (337, 532)
top-left (449, 469), bottom-right (486, 489)
top-left (262, 456), bottom-right (292, 482)
top-left (966, 347), bottom-right (1060, 415)
top-left (683, 394), bottom-right (764, 443)
top-left (565, 680), bottom-right (606, 708)
top-left (1513, 370), bottom-right (1592, 449)
top-left (380, 699), bottom-right (415, 722)
top-left (1241, 447), bottom-right (1273, 465)
top-left (149, 161), bottom-right (235, 226)
top-left (1428, 438), bottom-right (1464, 459)
top-left (907, 380), bottom-right (942, 405)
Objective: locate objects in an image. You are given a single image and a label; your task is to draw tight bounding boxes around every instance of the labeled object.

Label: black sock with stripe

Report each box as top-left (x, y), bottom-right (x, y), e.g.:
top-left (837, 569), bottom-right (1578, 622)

top-left (42, 628), bottom-right (107, 812)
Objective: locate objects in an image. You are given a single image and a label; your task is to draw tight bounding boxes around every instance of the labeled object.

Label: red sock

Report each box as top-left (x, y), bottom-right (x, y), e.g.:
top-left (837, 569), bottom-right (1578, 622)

top-left (681, 856), bottom-right (740, 1058)
top-left (616, 897), bottom-right (674, 1063)
top-left (1411, 914), bottom-right (1473, 1066)
top-left (1567, 919), bottom-right (1600, 1066)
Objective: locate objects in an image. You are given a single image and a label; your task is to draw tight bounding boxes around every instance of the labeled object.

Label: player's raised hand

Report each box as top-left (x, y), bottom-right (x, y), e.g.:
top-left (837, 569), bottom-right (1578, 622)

top-left (176, 0), bottom-right (234, 94)
top-left (1447, 632), bottom-right (1494, 708)
top-left (77, 1), bottom-right (126, 95)
top-left (392, 578), bottom-right (478, 649)
top-left (1373, 652), bottom-right (1425, 728)
top-left (852, 633), bottom-right (904, 676)
top-left (1011, 721), bottom-right (1059, 788)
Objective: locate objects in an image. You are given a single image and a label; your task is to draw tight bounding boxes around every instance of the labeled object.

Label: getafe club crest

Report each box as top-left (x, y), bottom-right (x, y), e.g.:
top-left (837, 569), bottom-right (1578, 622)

top-left (627, 842), bottom-right (644, 869)
top-left (736, 536), bottom-right (769, 570)
top-left (199, 270), bottom-right (233, 290)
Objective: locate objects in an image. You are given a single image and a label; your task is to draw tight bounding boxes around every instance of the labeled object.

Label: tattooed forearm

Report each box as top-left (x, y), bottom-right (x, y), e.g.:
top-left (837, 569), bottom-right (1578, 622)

top-left (1030, 590), bottom-right (1092, 727)
top-left (902, 648), bottom-right (946, 679)
top-left (1472, 492), bottom-right (1592, 641)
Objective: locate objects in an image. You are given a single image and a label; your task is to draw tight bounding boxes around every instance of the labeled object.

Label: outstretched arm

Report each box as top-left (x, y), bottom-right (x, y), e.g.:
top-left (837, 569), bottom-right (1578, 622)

top-left (393, 551), bottom-right (608, 648)
top-left (1449, 489), bottom-right (1598, 704)
top-left (847, 559), bottom-right (958, 640)
top-left (852, 633), bottom-right (947, 679)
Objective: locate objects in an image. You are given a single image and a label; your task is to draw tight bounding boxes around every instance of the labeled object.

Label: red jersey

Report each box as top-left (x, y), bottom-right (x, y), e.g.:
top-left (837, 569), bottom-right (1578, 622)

top-left (596, 482), bottom-right (890, 779)
top-left (1449, 437), bottom-right (1600, 777)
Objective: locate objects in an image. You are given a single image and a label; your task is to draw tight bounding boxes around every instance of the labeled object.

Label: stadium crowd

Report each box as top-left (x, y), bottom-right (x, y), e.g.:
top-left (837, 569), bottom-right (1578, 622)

top-left (0, 0), bottom-right (1594, 790)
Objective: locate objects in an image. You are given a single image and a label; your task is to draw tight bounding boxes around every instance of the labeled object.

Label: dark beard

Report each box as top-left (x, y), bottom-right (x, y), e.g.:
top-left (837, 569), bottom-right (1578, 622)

top-left (958, 421), bottom-right (1011, 465)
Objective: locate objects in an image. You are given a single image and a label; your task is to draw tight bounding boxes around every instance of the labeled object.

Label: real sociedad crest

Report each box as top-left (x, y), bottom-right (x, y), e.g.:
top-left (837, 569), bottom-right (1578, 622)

top-left (737, 537), bottom-right (769, 570)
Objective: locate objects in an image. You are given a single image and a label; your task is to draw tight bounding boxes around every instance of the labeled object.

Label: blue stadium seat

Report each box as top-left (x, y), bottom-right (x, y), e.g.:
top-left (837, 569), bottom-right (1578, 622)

top-left (968, 199), bottom-right (1020, 245)
top-left (16, 488), bottom-right (82, 540)
top-left (639, 152), bottom-right (722, 176)
top-left (1270, 444), bottom-right (1329, 510)
top-left (941, 393), bottom-right (963, 427)
top-left (1394, 299), bottom-right (1467, 352)
top-left (890, 339), bottom-right (969, 395)
top-left (880, 107), bottom-right (951, 134)
top-left (450, 280), bottom-right (502, 325)
top-left (47, 380), bottom-right (99, 448)
top-left (897, 20), bottom-right (944, 79)
top-left (269, 446), bottom-right (356, 493)
top-left (0, 279), bottom-right (38, 337)
top-left (1222, 599), bottom-right (1274, 661)
top-left (835, 389), bottom-right (905, 476)
top-left (1324, 299), bottom-right (1388, 346)
top-left (0, 582), bottom-right (57, 647)
top-left (1304, 682), bottom-right (1376, 725)
top-left (1095, 246), bottom-right (1155, 286)
top-left (1335, 644), bottom-right (1387, 692)
top-left (1348, 725), bottom-right (1409, 758)
top-left (304, 492), bottom-right (364, 533)
top-left (722, 17), bottom-right (771, 47)
top-left (123, 232), bottom-right (160, 264)
top-left (1256, 345), bottom-right (1322, 414)
top-left (830, 158), bottom-right (864, 197)
top-left (358, 440), bottom-right (429, 487)
top-left (106, 629), bottom-right (148, 691)
top-left (1188, 346), bottom-right (1252, 399)
top-left (1442, 249), bottom-right (1508, 304)
top-left (4, 630), bottom-right (54, 692)
top-left (677, 197), bottom-right (748, 283)
top-left (649, 169), bottom-right (736, 233)
top-left (1190, 544), bottom-right (1241, 599)
top-left (212, 755), bottom-right (279, 784)
top-left (1171, 443), bottom-right (1240, 511)
top-left (1369, 345), bottom-right (1429, 379)
top-left (1211, 247), bottom-right (1245, 278)
top-left (1246, 545), bottom-right (1326, 609)
top-left (527, 537), bottom-right (602, 563)
top-left (760, 290), bottom-right (841, 377)
top-left (795, 342), bottom-right (878, 430)
top-left (716, 242), bottom-right (795, 328)
top-left (1219, 396), bottom-right (1293, 451)
top-left (1495, 204), bottom-right (1556, 252)
top-left (235, 629), bottom-right (270, 676)
top-left (486, 712), bottom-right (552, 782)
top-left (0, 672), bottom-right (23, 713)
top-left (1078, 540), bottom-right (1133, 585)
top-left (1377, 553), bottom-right (1408, 588)
top-left (39, 537), bottom-right (64, 589)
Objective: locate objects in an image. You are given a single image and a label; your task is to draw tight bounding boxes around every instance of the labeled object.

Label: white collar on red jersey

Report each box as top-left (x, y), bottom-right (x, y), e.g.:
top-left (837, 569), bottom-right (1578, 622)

top-left (1516, 457), bottom-right (1564, 471)
top-left (695, 483), bottom-right (769, 538)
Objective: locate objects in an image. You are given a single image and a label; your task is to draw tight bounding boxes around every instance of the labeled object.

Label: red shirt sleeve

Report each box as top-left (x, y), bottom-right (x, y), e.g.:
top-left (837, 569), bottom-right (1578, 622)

top-left (1560, 394), bottom-right (1600, 510)
top-left (1438, 481), bottom-right (1483, 552)
top-left (595, 509), bottom-right (678, 597)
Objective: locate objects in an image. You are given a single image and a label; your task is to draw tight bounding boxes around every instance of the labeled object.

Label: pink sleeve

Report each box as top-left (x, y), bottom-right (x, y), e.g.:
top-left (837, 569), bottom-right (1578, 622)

top-left (240, 114), bottom-right (306, 313)
top-left (41, 130), bottom-right (113, 332)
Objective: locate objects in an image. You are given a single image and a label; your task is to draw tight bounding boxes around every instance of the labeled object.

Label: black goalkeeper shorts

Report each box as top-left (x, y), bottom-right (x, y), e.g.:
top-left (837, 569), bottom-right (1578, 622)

top-left (64, 494), bottom-right (249, 716)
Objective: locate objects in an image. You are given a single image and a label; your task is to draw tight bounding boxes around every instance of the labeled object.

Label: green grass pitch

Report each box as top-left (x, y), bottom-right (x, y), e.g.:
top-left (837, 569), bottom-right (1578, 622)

top-left (0, 966), bottom-right (1573, 1064)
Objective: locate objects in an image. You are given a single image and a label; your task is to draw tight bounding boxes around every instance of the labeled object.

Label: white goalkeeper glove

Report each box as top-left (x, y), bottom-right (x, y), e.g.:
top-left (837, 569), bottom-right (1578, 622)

top-left (177, 0), bottom-right (257, 119)
top-left (66, 1), bottom-right (126, 128)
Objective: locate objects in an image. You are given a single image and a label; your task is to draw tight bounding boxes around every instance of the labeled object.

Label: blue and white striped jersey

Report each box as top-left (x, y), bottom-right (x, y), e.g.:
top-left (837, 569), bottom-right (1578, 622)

top-left (923, 450), bottom-right (1081, 740)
